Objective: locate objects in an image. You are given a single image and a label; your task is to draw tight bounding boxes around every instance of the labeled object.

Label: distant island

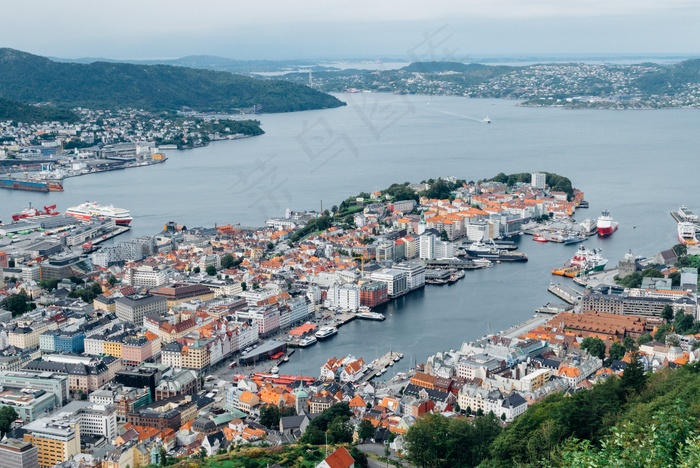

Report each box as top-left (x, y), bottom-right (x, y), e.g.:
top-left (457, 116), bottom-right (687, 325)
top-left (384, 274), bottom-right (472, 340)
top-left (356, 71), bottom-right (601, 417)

top-left (0, 48), bottom-right (345, 115)
top-left (279, 59), bottom-right (700, 109)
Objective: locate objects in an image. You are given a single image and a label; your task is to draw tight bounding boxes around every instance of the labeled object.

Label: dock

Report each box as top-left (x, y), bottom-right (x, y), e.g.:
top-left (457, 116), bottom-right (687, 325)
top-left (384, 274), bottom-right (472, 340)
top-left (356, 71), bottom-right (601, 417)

top-left (358, 351), bottom-right (403, 383)
top-left (547, 282), bottom-right (584, 305)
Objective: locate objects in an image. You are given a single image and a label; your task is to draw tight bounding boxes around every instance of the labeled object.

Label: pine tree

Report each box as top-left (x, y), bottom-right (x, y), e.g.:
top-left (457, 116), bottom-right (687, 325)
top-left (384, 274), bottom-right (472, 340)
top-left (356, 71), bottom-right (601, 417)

top-left (621, 351), bottom-right (647, 396)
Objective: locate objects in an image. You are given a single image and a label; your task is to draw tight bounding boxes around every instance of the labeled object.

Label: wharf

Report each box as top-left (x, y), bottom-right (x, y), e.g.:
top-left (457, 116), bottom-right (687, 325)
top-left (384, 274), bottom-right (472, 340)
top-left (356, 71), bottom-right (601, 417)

top-left (425, 259), bottom-right (485, 269)
top-left (358, 351), bottom-right (404, 384)
top-left (500, 314), bottom-right (553, 339)
top-left (535, 302), bottom-right (574, 315)
top-left (547, 282), bottom-right (583, 305)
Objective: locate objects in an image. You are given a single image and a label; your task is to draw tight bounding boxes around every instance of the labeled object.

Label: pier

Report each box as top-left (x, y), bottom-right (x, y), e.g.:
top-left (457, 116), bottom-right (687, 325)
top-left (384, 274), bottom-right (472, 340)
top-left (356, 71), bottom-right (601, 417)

top-left (358, 351), bottom-right (403, 383)
top-left (547, 282), bottom-right (583, 305)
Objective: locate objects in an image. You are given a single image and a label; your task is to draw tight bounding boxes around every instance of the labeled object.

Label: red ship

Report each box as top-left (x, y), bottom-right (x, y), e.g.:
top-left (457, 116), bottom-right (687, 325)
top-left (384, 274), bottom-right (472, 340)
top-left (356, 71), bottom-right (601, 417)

top-left (11, 203), bottom-right (60, 222)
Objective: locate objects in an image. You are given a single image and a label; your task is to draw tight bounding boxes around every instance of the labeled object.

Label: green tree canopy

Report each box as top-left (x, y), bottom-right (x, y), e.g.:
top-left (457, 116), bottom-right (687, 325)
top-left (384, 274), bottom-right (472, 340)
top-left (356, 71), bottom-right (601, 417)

top-left (0, 406), bottom-right (18, 437)
top-left (581, 336), bottom-right (606, 360)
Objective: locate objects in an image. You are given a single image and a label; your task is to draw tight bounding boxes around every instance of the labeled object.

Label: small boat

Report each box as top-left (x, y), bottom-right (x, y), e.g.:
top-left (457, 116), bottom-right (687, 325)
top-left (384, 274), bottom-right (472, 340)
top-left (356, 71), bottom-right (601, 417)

top-left (299, 336), bottom-right (317, 347)
top-left (533, 234), bottom-right (548, 243)
top-left (483, 116), bottom-right (491, 124)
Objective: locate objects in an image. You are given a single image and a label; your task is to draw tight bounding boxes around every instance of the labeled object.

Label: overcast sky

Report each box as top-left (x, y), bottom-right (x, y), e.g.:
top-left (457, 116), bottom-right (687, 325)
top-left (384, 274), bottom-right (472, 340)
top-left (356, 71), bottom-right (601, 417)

top-left (3, 0), bottom-right (699, 60)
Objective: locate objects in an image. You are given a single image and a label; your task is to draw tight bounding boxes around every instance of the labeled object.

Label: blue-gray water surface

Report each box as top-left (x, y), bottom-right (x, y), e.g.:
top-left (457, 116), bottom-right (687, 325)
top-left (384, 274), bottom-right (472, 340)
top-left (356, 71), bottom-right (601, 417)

top-left (2, 94), bottom-right (699, 376)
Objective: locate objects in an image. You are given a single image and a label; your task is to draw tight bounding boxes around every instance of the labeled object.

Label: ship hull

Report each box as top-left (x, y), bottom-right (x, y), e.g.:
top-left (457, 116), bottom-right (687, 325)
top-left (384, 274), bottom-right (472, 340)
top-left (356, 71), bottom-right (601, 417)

top-left (597, 225), bottom-right (618, 236)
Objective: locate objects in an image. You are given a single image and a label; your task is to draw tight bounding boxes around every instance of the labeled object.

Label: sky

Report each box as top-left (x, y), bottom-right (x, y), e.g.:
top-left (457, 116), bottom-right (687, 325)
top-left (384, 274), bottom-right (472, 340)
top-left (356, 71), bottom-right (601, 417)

top-left (2, 0), bottom-right (700, 60)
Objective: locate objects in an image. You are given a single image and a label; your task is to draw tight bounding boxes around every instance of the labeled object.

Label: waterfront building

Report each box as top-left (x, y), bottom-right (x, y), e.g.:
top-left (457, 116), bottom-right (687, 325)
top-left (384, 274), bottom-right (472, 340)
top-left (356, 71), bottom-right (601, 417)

top-left (236, 306), bottom-right (281, 338)
top-left (582, 290), bottom-right (697, 318)
top-left (23, 416), bottom-right (81, 468)
top-left (0, 439), bottom-right (39, 468)
top-left (359, 281), bottom-right (388, 307)
top-left (370, 269), bottom-right (408, 297)
top-left (394, 261), bottom-right (426, 291)
top-left (327, 283), bottom-right (361, 311)
top-left (115, 294), bottom-right (168, 326)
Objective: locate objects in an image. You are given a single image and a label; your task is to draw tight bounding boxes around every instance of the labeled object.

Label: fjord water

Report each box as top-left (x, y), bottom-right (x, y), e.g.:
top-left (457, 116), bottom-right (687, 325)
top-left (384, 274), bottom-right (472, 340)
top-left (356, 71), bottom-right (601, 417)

top-left (3, 94), bottom-right (699, 374)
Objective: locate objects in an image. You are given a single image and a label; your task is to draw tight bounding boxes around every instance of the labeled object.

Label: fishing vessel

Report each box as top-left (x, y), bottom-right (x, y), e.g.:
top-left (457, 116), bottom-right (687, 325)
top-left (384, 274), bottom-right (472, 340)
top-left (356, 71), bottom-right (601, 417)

top-left (314, 326), bottom-right (338, 341)
top-left (596, 210), bottom-right (618, 236)
top-left (65, 201), bottom-right (133, 226)
top-left (11, 203), bottom-right (60, 221)
top-left (677, 222), bottom-right (699, 245)
top-left (533, 234), bottom-right (548, 243)
top-left (552, 245), bottom-right (608, 277)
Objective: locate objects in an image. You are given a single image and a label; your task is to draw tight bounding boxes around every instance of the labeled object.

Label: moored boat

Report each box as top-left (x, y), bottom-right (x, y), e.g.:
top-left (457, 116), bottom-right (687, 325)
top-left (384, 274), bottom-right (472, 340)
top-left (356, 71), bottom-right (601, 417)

top-left (66, 201), bottom-right (133, 226)
top-left (299, 336), bottom-right (318, 347)
top-left (678, 222), bottom-right (699, 245)
top-left (12, 203), bottom-right (60, 221)
top-left (314, 326), bottom-right (338, 340)
top-left (596, 210), bottom-right (618, 236)
top-left (552, 245), bottom-right (608, 277)
top-left (533, 234), bottom-right (548, 243)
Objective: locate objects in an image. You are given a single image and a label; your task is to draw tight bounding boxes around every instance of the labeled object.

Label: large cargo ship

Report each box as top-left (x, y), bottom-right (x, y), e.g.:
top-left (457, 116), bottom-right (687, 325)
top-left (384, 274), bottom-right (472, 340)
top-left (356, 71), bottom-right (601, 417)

top-left (552, 245), bottom-right (608, 277)
top-left (0, 178), bottom-right (63, 192)
top-left (678, 222), bottom-right (699, 245)
top-left (65, 201), bottom-right (133, 226)
top-left (11, 203), bottom-right (60, 221)
top-left (596, 210), bottom-right (618, 236)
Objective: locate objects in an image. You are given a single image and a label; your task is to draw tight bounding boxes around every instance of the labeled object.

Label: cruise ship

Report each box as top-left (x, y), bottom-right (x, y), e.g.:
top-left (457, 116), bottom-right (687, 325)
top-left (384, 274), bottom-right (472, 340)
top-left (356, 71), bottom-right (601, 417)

top-left (314, 326), bottom-right (338, 340)
top-left (65, 202), bottom-right (133, 226)
top-left (596, 210), bottom-right (618, 236)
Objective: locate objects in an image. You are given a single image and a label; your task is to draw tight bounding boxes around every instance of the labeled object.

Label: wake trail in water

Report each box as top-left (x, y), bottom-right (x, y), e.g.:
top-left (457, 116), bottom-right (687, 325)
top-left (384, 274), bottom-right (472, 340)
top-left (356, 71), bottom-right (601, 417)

top-left (432, 109), bottom-right (486, 123)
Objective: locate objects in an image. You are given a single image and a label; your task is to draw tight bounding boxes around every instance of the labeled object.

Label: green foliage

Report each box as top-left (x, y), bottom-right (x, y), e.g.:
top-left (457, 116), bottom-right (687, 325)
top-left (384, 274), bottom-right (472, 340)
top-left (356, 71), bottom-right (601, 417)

top-left (676, 254), bottom-right (700, 270)
top-left (0, 48), bottom-right (345, 113)
top-left (419, 178), bottom-right (465, 200)
top-left (382, 183), bottom-right (419, 202)
top-left (555, 402), bottom-right (700, 467)
top-left (206, 265), bottom-right (217, 276)
top-left (623, 336), bottom-right (637, 352)
top-left (486, 172), bottom-right (574, 199)
top-left (0, 406), bottom-right (18, 437)
top-left (404, 412), bottom-right (502, 468)
top-left (221, 254), bottom-right (242, 269)
top-left (299, 403), bottom-right (352, 445)
top-left (654, 323), bottom-right (671, 342)
top-left (620, 352), bottom-right (647, 396)
top-left (1, 290), bottom-right (32, 316)
top-left (0, 96), bottom-right (78, 123)
top-left (636, 332), bottom-right (652, 345)
top-left (349, 447), bottom-right (369, 468)
top-left (192, 266), bottom-right (201, 274)
top-left (39, 278), bottom-right (61, 291)
top-left (290, 216), bottom-right (332, 242)
top-left (258, 405), bottom-right (280, 430)
top-left (662, 304), bottom-right (675, 323)
top-left (107, 274), bottom-right (118, 287)
top-left (608, 342), bottom-right (626, 361)
top-left (358, 419), bottom-right (376, 441)
top-left (67, 282), bottom-right (102, 303)
top-left (580, 336), bottom-right (606, 360)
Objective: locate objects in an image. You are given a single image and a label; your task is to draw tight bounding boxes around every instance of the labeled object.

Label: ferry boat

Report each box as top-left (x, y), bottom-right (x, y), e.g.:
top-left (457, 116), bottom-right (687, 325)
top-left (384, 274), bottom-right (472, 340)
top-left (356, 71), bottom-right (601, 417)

top-left (314, 326), bottom-right (338, 341)
top-left (678, 205), bottom-right (699, 223)
top-left (356, 311), bottom-right (386, 321)
top-left (678, 222), bottom-right (699, 245)
top-left (65, 201), bottom-right (133, 226)
top-left (596, 210), bottom-right (618, 236)
top-left (552, 245), bottom-right (608, 277)
top-left (465, 241), bottom-right (528, 262)
top-left (298, 336), bottom-right (317, 347)
top-left (11, 203), bottom-right (60, 221)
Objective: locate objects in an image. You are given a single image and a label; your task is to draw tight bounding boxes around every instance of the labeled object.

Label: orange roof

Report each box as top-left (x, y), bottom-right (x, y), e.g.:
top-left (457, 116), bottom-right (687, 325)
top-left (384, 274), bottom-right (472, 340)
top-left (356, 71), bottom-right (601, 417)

top-left (322, 446), bottom-right (355, 468)
top-left (239, 391), bottom-right (257, 404)
top-left (349, 394), bottom-right (366, 408)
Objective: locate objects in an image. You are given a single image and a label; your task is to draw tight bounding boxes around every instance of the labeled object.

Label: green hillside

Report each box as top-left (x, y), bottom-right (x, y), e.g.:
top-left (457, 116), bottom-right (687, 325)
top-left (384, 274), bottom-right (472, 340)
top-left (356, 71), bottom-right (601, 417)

top-left (0, 97), bottom-right (78, 123)
top-left (0, 48), bottom-right (345, 113)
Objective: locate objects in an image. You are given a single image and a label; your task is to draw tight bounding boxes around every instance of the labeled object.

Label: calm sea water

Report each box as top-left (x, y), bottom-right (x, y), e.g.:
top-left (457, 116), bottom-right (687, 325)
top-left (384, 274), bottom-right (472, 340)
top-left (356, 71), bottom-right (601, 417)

top-left (2, 94), bottom-right (699, 375)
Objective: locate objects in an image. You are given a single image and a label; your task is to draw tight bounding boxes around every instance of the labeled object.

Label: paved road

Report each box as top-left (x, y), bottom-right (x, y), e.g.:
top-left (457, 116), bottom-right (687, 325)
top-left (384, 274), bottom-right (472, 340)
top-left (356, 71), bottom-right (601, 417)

top-left (357, 443), bottom-right (413, 468)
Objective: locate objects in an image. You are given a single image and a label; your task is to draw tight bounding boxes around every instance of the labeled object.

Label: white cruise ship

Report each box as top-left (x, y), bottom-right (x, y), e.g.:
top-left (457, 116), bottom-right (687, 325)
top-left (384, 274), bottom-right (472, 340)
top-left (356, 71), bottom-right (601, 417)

top-left (65, 201), bottom-right (133, 226)
top-left (315, 326), bottom-right (338, 340)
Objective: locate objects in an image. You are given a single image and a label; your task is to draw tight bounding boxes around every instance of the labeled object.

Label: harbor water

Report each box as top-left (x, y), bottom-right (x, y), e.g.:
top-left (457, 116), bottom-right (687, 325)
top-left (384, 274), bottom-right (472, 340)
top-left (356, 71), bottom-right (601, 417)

top-left (2, 94), bottom-right (699, 375)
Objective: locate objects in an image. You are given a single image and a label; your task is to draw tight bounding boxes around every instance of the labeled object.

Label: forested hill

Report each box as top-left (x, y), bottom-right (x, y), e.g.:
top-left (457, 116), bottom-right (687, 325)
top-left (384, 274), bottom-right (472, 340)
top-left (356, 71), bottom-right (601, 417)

top-left (0, 48), bottom-right (345, 113)
top-left (0, 97), bottom-right (78, 123)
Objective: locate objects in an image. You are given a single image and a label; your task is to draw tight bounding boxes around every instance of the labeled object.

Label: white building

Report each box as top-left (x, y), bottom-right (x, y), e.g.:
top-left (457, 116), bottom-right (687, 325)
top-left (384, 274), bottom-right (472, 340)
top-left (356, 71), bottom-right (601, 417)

top-left (370, 269), bottom-right (408, 297)
top-left (328, 284), bottom-right (361, 311)
top-left (393, 262), bottom-right (426, 290)
top-left (531, 172), bottom-right (547, 189)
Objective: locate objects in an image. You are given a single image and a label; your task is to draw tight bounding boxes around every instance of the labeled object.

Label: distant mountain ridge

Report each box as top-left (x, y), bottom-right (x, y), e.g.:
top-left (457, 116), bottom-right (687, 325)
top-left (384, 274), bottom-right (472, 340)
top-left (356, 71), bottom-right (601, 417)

top-left (0, 48), bottom-right (344, 113)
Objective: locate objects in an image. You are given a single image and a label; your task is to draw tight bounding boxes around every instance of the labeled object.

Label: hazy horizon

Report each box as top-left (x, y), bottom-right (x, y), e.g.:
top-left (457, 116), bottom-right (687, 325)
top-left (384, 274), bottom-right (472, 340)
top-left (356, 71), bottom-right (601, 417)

top-left (2, 1), bottom-right (699, 61)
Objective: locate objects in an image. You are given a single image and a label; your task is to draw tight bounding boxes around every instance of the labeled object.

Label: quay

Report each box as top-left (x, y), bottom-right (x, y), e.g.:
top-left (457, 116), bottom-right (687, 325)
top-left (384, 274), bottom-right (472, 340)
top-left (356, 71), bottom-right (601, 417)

top-left (358, 351), bottom-right (404, 384)
top-left (547, 282), bottom-right (583, 305)
top-left (534, 302), bottom-right (573, 315)
top-left (425, 258), bottom-right (485, 270)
